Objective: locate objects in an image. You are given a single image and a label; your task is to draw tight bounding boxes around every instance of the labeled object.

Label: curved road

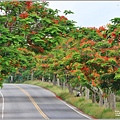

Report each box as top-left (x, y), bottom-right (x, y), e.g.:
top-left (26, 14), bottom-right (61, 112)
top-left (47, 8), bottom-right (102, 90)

top-left (0, 84), bottom-right (92, 120)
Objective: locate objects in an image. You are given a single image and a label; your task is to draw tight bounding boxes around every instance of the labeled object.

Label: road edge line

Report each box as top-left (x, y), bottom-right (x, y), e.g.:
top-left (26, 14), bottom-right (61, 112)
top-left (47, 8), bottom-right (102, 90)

top-left (0, 91), bottom-right (4, 119)
top-left (57, 97), bottom-right (92, 119)
top-left (42, 86), bottom-right (92, 119)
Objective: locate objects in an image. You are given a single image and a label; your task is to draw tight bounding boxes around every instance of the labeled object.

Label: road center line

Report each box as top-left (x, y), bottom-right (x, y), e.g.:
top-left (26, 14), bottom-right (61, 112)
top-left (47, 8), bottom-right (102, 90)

top-left (14, 85), bottom-right (49, 119)
top-left (0, 90), bottom-right (4, 120)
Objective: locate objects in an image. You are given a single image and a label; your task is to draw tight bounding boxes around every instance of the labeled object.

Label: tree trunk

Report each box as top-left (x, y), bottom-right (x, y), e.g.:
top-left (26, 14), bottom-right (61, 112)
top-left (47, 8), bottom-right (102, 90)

top-left (109, 93), bottom-right (116, 110)
top-left (62, 81), bottom-right (66, 90)
top-left (57, 78), bottom-right (60, 86)
top-left (48, 79), bottom-right (51, 83)
top-left (99, 92), bottom-right (104, 107)
top-left (80, 85), bottom-right (84, 97)
top-left (104, 97), bottom-right (109, 109)
top-left (10, 76), bottom-right (13, 83)
top-left (42, 76), bottom-right (45, 82)
top-left (48, 74), bottom-right (51, 82)
top-left (31, 71), bottom-right (34, 80)
top-left (68, 84), bottom-right (73, 94)
top-left (92, 92), bottom-right (97, 103)
top-left (52, 74), bottom-right (57, 85)
top-left (85, 87), bottom-right (90, 100)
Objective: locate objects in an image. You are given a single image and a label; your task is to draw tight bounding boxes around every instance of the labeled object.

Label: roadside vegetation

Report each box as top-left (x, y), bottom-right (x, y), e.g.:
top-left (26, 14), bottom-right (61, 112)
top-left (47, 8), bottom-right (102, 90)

top-left (24, 80), bottom-right (120, 119)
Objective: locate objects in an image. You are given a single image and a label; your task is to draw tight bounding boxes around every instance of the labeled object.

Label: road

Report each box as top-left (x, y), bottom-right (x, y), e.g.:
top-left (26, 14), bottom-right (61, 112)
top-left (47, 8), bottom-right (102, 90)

top-left (0, 84), bottom-right (92, 120)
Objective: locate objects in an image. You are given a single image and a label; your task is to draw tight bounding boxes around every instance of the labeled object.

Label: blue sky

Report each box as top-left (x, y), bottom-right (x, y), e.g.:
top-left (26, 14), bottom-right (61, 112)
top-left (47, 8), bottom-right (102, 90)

top-left (48, 1), bottom-right (120, 28)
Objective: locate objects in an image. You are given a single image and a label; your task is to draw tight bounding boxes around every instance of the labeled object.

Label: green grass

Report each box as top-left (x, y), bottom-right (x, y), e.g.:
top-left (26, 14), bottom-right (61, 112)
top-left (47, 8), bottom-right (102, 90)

top-left (24, 80), bottom-right (120, 119)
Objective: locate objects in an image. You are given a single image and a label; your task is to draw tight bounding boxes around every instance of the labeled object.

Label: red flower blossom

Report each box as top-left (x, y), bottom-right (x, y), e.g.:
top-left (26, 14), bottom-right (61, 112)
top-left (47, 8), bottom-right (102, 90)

top-left (92, 80), bottom-right (96, 87)
top-left (108, 39), bottom-right (113, 44)
top-left (113, 67), bottom-right (118, 71)
top-left (39, 5), bottom-right (42, 8)
top-left (8, 22), bottom-right (13, 26)
top-left (10, 1), bottom-right (20, 6)
top-left (19, 11), bottom-right (29, 19)
top-left (22, 24), bottom-right (29, 30)
top-left (78, 76), bottom-right (80, 79)
top-left (99, 26), bottom-right (106, 31)
top-left (59, 16), bottom-right (68, 21)
top-left (103, 34), bottom-right (107, 38)
top-left (81, 66), bottom-right (89, 71)
top-left (26, 1), bottom-right (32, 6)
top-left (103, 56), bottom-right (109, 61)
top-left (12, 16), bottom-right (16, 21)
top-left (26, 5), bottom-right (34, 10)
top-left (111, 32), bottom-right (116, 38)
top-left (53, 20), bottom-right (59, 24)
top-left (30, 31), bottom-right (37, 34)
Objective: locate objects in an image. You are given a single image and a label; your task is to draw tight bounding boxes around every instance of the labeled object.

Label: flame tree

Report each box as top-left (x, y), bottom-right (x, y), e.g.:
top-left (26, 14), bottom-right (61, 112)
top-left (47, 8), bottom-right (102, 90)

top-left (0, 1), bottom-right (76, 87)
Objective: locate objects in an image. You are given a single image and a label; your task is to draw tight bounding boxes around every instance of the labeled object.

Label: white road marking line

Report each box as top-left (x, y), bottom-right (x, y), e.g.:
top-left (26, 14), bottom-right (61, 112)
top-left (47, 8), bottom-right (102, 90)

top-left (0, 91), bottom-right (4, 119)
top-left (59, 98), bottom-right (92, 119)
top-left (25, 84), bottom-right (92, 119)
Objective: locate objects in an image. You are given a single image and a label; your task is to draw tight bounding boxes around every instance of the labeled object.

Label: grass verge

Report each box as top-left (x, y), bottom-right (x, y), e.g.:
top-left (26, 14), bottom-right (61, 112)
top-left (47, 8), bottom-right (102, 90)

top-left (24, 80), bottom-right (120, 119)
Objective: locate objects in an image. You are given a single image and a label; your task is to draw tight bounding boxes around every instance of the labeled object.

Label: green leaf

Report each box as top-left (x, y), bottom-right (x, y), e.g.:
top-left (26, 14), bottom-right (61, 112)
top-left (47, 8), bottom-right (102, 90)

top-left (64, 10), bottom-right (74, 15)
top-left (114, 74), bottom-right (120, 80)
top-left (5, 61), bottom-right (9, 66)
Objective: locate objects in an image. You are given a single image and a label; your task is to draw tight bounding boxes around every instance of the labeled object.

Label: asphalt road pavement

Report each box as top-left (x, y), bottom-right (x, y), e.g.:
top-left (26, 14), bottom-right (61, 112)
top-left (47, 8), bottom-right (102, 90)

top-left (0, 84), bottom-right (92, 120)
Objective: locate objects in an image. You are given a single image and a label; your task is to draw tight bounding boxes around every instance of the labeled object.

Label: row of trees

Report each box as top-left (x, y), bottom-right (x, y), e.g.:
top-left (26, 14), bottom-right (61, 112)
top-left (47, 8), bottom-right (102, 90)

top-left (34, 19), bottom-right (120, 110)
top-left (0, 1), bottom-right (120, 110)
